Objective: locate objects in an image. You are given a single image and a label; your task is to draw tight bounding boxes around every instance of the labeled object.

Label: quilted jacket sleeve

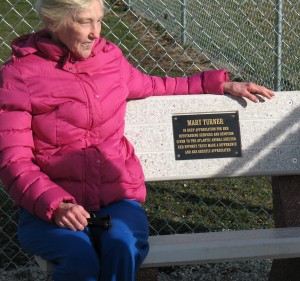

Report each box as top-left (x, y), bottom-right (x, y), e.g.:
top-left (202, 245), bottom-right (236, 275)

top-left (0, 64), bottom-right (76, 222)
top-left (116, 49), bottom-right (230, 99)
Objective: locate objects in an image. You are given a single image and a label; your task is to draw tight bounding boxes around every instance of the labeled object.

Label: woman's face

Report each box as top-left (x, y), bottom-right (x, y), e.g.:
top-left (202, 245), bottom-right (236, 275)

top-left (51, 0), bottom-right (103, 59)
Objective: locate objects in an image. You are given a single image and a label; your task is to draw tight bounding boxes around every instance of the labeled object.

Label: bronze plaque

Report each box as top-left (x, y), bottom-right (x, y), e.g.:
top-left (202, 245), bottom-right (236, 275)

top-left (172, 112), bottom-right (241, 160)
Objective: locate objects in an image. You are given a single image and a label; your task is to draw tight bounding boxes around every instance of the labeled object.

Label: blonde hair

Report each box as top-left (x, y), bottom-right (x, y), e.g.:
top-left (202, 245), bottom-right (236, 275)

top-left (35, 0), bottom-right (104, 31)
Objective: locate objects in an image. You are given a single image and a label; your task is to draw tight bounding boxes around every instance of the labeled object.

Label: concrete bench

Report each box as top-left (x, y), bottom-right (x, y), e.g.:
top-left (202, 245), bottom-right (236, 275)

top-left (35, 91), bottom-right (300, 273)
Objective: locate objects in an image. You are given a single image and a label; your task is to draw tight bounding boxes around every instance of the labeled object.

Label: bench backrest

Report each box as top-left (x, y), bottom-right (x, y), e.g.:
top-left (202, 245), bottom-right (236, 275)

top-left (125, 91), bottom-right (300, 182)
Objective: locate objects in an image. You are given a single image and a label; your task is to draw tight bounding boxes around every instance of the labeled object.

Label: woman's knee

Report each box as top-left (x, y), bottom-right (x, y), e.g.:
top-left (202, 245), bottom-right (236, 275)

top-left (101, 228), bottom-right (149, 265)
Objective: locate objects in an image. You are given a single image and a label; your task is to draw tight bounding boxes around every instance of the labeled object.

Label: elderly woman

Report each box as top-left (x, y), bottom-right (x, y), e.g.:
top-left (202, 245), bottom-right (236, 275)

top-left (0, 0), bottom-right (274, 280)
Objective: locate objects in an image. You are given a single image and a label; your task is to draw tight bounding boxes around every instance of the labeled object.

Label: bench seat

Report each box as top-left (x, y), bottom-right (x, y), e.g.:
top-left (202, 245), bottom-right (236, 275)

top-left (143, 227), bottom-right (300, 267)
top-left (34, 91), bottom-right (300, 273)
top-left (35, 227), bottom-right (300, 272)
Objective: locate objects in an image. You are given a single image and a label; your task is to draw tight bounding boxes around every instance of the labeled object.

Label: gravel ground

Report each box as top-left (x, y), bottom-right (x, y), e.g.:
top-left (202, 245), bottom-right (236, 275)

top-left (0, 260), bottom-right (272, 281)
top-left (158, 260), bottom-right (272, 281)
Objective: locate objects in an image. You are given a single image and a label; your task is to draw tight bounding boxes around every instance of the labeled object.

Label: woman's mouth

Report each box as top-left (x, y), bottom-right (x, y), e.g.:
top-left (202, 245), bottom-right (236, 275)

top-left (82, 41), bottom-right (93, 48)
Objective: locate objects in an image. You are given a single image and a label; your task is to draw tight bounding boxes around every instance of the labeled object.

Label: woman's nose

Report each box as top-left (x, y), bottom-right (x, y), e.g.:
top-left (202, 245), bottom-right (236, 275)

top-left (89, 23), bottom-right (101, 39)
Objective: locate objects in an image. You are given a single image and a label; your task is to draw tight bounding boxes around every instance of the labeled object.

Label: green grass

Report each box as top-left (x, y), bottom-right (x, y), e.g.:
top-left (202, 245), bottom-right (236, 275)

top-left (0, 0), bottom-right (42, 62)
top-left (192, 0), bottom-right (299, 89)
top-left (130, 0), bottom-right (299, 90)
top-left (145, 177), bottom-right (272, 235)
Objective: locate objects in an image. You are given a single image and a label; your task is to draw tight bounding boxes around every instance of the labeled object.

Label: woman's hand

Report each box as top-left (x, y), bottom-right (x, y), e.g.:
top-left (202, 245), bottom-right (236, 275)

top-left (52, 202), bottom-right (91, 231)
top-left (222, 82), bottom-right (275, 103)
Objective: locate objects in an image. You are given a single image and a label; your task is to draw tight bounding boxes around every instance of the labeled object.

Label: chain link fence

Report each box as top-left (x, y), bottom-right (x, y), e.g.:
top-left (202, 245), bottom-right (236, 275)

top-left (0, 0), bottom-right (299, 273)
top-left (127, 0), bottom-right (299, 91)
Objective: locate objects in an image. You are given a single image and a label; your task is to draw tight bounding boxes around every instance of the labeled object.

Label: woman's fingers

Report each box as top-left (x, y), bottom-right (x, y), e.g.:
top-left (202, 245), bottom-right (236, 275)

top-left (53, 202), bottom-right (90, 231)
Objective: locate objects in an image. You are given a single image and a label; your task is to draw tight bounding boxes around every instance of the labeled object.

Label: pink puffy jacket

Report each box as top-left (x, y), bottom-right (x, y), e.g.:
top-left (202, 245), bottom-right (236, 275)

top-left (0, 30), bottom-right (229, 221)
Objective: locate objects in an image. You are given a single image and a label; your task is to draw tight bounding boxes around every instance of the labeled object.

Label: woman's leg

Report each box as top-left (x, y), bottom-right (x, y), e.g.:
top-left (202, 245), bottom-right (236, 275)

top-left (17, 209), bottom-right (100, 281)
top-left (91, 199), bottom-right (149, 281)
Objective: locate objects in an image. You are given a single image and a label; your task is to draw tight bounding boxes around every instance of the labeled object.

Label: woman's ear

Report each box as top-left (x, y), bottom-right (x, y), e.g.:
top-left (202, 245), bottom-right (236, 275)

top-left (44, 18), bottom-right (57, 32)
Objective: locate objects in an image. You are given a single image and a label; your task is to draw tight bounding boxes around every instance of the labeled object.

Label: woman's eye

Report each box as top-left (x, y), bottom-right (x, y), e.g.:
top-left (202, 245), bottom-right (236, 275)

top-left (77, 19), bottom-right (102, 26)
top-left (79, 21), bottom-right (90, 25)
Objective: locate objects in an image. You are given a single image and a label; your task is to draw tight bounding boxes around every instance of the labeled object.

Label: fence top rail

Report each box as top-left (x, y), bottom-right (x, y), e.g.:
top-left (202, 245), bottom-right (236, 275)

top-left (124, 91), bottom-right (300, 181)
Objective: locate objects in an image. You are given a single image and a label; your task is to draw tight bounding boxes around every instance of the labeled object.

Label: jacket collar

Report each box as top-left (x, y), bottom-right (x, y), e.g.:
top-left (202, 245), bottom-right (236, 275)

top-left (11, 29), bottom-right (107, 64)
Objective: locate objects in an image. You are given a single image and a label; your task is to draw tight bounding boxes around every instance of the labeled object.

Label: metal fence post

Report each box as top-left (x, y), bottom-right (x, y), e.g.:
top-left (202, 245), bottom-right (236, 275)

top-left (274, 0), bottom-right (283, 91)
top-left (181, 0), bottom-right (187, 45)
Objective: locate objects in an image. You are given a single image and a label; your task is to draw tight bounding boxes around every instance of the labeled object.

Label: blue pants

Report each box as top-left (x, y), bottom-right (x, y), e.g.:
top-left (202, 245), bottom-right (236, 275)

top-left (18, 200), bottom-right (149, 281)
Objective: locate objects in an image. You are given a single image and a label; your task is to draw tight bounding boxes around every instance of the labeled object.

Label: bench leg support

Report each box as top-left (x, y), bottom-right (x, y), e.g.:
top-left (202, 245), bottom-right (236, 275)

top-left (269, 176), bottom-right (300, 281)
